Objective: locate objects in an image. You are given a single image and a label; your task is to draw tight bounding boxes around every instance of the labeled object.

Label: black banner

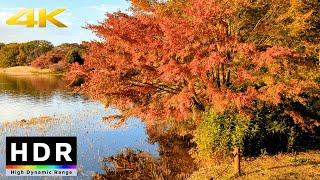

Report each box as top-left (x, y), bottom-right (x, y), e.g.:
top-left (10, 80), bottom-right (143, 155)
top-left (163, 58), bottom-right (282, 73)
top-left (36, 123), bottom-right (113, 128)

top-left (6, 137), bottom-right (77, 165)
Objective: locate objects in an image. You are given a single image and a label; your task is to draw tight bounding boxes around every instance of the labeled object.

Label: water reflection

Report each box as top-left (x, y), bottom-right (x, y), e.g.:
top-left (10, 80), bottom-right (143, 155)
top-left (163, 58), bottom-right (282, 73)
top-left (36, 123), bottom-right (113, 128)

top-left (95, 132), bottom-right (197, 180)
top-left (0, 74), bottom-right (67, 96)
top-left (0, 73), bottom-right (158, 178)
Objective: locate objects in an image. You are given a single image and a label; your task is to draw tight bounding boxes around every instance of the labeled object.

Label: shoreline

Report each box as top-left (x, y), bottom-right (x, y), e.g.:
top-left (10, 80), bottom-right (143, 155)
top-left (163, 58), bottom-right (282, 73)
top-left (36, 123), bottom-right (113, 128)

top-left (0, 66), bottom-right (62, 76)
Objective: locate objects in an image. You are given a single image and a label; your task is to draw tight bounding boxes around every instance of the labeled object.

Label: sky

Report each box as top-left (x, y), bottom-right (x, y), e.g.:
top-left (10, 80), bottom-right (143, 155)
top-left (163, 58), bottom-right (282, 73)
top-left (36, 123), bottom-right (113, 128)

top-left (0, 0), bottom-right (130, 45)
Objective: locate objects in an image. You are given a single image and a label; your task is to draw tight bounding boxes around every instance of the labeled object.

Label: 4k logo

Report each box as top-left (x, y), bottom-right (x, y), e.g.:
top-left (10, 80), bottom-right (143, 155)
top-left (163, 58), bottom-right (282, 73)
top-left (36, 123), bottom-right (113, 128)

top-left (6, 8), bottom-right (67, 28)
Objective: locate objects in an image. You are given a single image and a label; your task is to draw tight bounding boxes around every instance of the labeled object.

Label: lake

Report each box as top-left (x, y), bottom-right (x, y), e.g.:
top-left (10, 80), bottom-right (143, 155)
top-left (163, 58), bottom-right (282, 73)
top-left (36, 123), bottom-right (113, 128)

top-left (0, 73), bottom-right (159, 178)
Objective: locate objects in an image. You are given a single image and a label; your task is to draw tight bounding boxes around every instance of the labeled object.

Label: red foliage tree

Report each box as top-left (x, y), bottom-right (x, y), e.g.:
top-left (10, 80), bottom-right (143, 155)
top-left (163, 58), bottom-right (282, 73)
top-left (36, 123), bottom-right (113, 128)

top-left (68, 0), bottom-right (319, 129)
top-left (32, 43), bottom-right (85, 71)
top-left (31, 50), bottom-right (63, 69)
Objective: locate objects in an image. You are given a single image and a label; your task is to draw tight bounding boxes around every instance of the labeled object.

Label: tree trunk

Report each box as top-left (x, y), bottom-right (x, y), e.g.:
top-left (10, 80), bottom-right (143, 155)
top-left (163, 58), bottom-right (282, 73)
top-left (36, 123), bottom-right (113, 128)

top-left (221, 64), bottom-right (225, 85)
top-left (233, 147), bottom-right (241, 176)
top-left (216, 65), bottom-right (221, 88)
top-left (226, 69), bottom-right (231, 86)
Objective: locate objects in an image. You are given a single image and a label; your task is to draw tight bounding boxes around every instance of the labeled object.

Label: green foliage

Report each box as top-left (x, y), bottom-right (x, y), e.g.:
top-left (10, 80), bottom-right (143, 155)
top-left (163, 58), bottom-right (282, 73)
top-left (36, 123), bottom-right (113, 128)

top-left (234, 0), bottom-right (320, 63)
top-left (0, 41), bottom-right (53, 67)
top-left (0, 43), bottom-right (20, 67)
top-left (242, 105), bottom-right (301, 156)
top-left (17, 40), bottom-right (53, 65)
top-left (65, 49), bottom-right (84, 65)
top-left (57, 43), bottom-right (86, 54)
top-left (287, 157), bottom-right (314, 165)
top-left (193, 110), bottom-right (250, 162)
top-left (0, 41), bottom-right (85, 69)
top-left (193, 104), bottom-right (319, 162)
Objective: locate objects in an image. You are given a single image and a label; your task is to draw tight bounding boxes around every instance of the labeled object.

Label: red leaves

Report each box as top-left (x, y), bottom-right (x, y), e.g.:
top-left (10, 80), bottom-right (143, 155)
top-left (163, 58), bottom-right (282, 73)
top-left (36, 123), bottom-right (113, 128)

top-left (67, 0), bottom-right (318, 126)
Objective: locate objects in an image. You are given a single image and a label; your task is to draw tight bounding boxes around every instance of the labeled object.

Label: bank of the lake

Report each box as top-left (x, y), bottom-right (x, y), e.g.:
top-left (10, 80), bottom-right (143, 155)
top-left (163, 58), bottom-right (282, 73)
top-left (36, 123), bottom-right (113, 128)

top-left (191, 150), bottom-right (320, 180)
top-left (0, 66), bottom-right (61, 75)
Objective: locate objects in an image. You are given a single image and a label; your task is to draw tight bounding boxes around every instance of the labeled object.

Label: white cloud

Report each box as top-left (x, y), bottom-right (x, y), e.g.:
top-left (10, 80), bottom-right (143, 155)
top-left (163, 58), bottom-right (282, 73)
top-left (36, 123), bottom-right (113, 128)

top-left (55, 11), bottom-right (73, 26)
top-left (0, 7), bottom-right (22, 11)
top-left (90, 3), bottom-right (128, 14)
top-left (0, 8), bottom-right (22, 26)
top-left (0, 12), bottom-right (11, 21)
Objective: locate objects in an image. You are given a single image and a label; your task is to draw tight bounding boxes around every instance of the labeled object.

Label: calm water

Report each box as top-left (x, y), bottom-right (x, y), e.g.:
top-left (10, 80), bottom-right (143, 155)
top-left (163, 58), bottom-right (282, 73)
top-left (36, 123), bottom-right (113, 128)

top-left (0, 74), bottom-right (158, 178)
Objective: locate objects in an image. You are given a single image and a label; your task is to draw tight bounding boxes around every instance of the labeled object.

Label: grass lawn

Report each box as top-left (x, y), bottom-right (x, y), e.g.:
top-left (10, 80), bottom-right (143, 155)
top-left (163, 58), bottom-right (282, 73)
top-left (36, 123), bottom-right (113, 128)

top-left (191, 151), bottom-right (320, 180)
top-left (0, 66), bottom-right (57, 75)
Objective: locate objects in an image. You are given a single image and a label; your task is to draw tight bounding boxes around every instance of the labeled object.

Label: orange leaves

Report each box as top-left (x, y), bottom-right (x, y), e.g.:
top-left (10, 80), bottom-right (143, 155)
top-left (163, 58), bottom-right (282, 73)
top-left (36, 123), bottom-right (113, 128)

top-left (186, 0), bottom-right (224, 20)
top-left (131, 0), bottom-right (154, 11)
top-left (158, 60), bottom-right (188, 82)
top-left (67, 0), bottom-right (318, 126)
top-left (285, 110), bottom-right (306, 128)
top-left (257, 84), bottom-right (285, 105)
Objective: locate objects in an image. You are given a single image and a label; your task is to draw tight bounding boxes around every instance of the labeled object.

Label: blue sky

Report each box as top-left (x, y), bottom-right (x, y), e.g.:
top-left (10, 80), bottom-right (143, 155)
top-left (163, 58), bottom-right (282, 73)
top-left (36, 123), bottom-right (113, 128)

top-left (0, 0), bottom-right (130, 45)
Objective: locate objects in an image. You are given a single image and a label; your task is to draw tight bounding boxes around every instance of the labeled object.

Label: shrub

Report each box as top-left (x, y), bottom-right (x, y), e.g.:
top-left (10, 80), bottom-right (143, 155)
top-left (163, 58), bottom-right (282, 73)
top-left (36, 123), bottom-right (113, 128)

top-left (243, 104), bottom-right (320, 156)
top-left (31, 51), bottom-right (63, 69)
top-left (193, 110), bottom-right (250, 163)
top-left (192, 104), bottom-right (318, 163)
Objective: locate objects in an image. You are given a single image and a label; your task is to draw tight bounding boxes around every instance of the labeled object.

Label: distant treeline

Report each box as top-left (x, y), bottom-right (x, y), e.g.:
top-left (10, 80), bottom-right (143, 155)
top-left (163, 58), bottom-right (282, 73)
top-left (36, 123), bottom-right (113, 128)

top-left (0, 41), bottom-right (85, 71)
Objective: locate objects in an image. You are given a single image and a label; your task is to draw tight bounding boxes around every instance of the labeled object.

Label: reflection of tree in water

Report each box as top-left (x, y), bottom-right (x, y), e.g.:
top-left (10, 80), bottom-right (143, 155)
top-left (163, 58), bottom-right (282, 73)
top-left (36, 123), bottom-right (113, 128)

top-left (0, 74), bottom-right (68, 97)
top-left (94, 125), bottom-right (197, 180)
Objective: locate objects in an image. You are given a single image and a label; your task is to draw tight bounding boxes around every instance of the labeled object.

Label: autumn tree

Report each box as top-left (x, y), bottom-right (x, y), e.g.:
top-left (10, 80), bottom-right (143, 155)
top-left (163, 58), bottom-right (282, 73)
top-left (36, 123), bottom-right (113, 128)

top-left (66, 0), bottom-right (320, 176)
top-left (0, 41), bottom-right (53, 67)
top-left (16, 40), bottom-right (54, 65)
top-left (32, 43), bottom-right (85, 70)
top-left (70, 0), bottom-right (318, 127)
top-left (0, 43), bottom-right (20, 67)
top-left (232, 0), bottom-right (320, 80)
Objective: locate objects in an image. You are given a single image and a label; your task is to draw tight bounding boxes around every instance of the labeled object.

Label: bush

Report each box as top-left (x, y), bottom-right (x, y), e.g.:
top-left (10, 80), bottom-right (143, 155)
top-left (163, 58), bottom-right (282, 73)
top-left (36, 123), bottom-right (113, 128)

top-left (31, 51), bottom-right (63, 69)
top-left (243, 104), bottom-right (319, 156)
top-left (193, 110), bottom-right (250, 163)
top-left (193, 105), bottom-right (318, 163)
